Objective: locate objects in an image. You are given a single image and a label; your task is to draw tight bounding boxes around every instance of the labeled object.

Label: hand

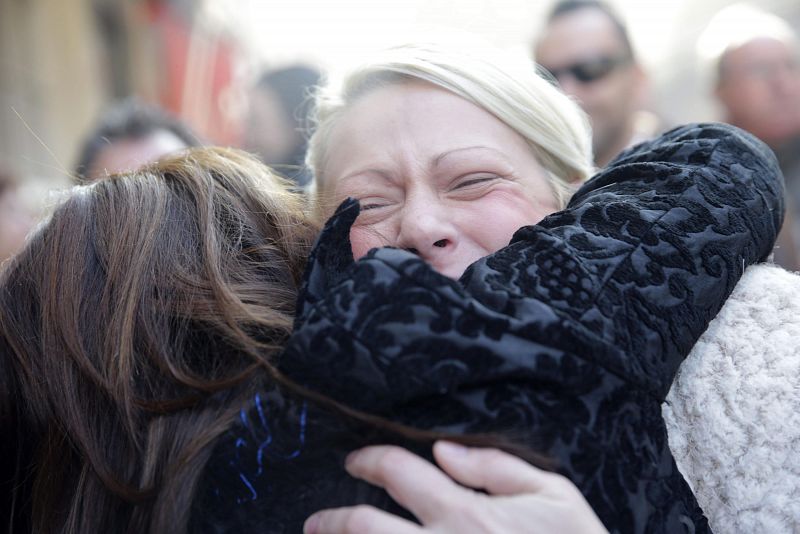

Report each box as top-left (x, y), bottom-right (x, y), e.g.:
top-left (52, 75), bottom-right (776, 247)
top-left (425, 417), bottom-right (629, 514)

top-left (304, 441), bottom-right (608, 534)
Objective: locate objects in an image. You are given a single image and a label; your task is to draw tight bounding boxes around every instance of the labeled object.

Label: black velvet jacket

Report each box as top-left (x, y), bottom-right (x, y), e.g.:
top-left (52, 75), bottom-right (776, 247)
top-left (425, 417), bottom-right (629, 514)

top-left (191, 124), bottom-right (784, 533)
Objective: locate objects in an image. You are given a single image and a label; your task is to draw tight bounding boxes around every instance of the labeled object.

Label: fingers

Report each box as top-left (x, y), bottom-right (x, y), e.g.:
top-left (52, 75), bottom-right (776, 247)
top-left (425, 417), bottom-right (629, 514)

top-left (343, 445), bottom-right (468, 523)
top-left (304, 505), bottom-right (421, 534)
top-left (432, 441), bottom-right (558, 496)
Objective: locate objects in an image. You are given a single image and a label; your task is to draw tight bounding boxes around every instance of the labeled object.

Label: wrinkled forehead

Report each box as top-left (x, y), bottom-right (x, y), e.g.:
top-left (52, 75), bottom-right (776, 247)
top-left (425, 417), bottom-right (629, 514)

top-left (720, 36), bottom-right (800, 71)
top-left (323, 81), bottom-right (532, 175)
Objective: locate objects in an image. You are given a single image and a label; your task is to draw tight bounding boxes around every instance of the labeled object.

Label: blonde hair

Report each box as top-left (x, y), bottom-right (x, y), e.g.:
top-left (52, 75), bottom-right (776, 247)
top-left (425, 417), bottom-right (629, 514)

top-left (306, 42), bottom-right (594, 213)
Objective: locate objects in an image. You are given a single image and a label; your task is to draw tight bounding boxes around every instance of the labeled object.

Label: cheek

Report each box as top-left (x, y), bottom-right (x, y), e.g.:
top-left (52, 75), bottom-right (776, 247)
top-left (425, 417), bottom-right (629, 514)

top-left (461, 193), bottom-right (553, 250)
top-left (737, 83), bottom-right (770, 105)
top-left (349, 226), bottom-right (384, 260)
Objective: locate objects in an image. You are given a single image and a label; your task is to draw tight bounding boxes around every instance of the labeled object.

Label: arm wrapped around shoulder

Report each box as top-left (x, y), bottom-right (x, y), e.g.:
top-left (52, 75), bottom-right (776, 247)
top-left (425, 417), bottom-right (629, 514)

top-left (471, 122), bottom-right (785, 398)
top-left (579, 122), bottom-right (784, 256)
top-left (288, 123), bottom-right (785, 404)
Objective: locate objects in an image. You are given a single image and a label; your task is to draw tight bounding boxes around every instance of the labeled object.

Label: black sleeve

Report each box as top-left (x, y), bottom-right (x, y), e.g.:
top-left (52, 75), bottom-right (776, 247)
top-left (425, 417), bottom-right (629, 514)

top-left (283, 123), bottom-right (784, 406)
top-left (460, 122), bottom-right (784, 398)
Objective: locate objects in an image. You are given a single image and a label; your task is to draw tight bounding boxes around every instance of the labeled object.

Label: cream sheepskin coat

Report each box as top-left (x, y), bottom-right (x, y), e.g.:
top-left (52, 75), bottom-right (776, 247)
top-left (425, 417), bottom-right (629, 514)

top-left (664, 264), bottom-right (800, 533)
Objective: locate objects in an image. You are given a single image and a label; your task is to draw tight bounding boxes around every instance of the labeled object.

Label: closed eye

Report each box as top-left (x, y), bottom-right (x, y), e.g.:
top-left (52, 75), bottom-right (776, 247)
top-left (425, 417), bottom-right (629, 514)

top-left (359, 199), bottom-right (391, 211)
top-left (450, 174), bottom-right (500, 190)
top-left (361, 204), bottom-right (384, 211)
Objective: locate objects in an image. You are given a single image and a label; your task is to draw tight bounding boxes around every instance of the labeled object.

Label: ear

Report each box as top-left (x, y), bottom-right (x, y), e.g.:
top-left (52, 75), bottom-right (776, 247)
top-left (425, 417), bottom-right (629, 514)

top-left (630, 63), bottom-right (650, 107)
top-left (713, 80), bottom-right (737, 123)
top-left (714, 81), bottom-right (728, 104)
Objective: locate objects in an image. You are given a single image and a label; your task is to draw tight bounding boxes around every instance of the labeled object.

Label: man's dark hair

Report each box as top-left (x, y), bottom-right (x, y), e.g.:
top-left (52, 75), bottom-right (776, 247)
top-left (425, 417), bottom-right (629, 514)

top-left (255, 65), bottom-right (322, 130)
top-left (546, 0), bottom-right (635, 59)
top-left (252, 65), bottom-right (323, 186)
top-left (74, 98), bottom-right (200, 182)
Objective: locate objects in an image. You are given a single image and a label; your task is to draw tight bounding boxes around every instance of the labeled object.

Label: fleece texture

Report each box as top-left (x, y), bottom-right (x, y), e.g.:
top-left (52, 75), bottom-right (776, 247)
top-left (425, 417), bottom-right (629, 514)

top-left (665, 263), bottom-right (800, 533)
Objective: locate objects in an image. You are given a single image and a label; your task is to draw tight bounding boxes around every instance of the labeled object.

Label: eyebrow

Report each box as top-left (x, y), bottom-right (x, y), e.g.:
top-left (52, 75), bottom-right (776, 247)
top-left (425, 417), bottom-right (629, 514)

top-left (431, 146), bottom-right (510, 167)
top-left (337, 146), bottom-right (511, 185)
top-left (338, 167), bottom-right (395, 185)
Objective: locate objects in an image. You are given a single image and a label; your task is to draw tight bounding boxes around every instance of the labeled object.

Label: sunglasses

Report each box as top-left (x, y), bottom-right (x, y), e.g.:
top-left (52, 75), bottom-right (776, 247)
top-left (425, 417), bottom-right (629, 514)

top-left (540, 55), bottom-right (632, 85)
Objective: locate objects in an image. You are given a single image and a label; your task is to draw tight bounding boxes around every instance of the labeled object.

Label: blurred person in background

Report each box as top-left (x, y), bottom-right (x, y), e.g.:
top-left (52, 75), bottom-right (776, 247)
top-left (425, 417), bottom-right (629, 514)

top-left (534, 0), bottom-right (658, 168)
top-left (244, 65), bottom-right (322, 187)
top-left (0, 169), bottom-right (35, 265)
top-left (74, 98), bottom-right (200, 183)
top-left (702, 3), bottom-right (800, 271)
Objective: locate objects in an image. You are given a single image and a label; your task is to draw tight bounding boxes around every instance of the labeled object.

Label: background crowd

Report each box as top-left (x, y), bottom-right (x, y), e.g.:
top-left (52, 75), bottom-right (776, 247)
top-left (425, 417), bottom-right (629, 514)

top-left (1, 0), bottom-right (799, 269)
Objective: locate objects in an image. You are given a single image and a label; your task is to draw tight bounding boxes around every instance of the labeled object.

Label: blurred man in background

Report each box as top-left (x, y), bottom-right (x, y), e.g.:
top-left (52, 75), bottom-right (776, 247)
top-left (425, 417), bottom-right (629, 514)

top-left (534, 0), bottom-right (656, 168)
top-left (702, 4), bottom-right (800, 270)
top-left (74, 99), bottom-right (199, 183)
top-left (244, 65), bottom-right (322, 187)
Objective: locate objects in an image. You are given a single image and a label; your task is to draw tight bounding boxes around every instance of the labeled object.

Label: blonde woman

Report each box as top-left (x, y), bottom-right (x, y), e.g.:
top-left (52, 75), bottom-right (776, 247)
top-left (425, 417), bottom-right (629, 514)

top-left (207, 45), bottom-right (778, 533)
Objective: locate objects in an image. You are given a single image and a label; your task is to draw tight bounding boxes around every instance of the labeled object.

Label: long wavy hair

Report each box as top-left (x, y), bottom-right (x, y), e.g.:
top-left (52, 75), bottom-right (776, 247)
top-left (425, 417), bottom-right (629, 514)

top-left (0, 148), bottom-right (316, 533)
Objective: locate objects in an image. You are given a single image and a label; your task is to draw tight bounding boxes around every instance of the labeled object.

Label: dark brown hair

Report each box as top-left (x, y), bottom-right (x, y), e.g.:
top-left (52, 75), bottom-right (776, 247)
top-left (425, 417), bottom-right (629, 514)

top-left (0, 148), bottom-right (315, 533)
top-left (0, 147), bottom-right (544, 533)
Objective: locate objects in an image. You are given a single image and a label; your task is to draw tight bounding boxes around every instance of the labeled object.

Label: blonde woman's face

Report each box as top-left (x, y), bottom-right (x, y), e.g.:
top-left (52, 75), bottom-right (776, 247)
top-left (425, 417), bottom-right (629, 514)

top-left (324, 82), bottom-right (559, 279)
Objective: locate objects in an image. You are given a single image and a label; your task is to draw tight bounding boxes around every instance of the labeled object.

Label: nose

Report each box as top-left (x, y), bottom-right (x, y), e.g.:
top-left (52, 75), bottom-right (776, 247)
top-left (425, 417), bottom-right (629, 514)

top-left (555, 74), bottom-right (582, 97)
top-left (395, 193), bottom-right (457, 261)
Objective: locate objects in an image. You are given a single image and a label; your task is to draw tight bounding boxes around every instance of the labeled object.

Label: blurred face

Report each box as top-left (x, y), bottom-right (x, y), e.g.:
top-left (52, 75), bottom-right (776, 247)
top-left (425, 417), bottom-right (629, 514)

top-left (716, 37), bottom-right (800, 146)
top-left (245, 87), bottom-right (298, 164)
top-left (324, 82), bottom-right (558, 279)
top-left (88, 130), bottom-right (187, 181)
top-left (535, 7), bottom-right (644, 164)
